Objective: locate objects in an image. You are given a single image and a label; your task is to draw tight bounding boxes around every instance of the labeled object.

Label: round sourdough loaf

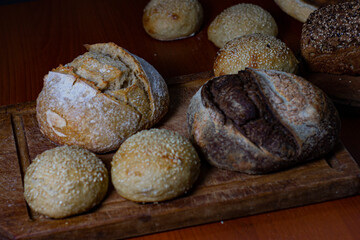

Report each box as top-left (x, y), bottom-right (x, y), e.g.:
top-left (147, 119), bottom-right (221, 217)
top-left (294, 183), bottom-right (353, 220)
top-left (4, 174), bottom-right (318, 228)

top-left (36, 42), bottom-right (169, 153)
top-left (111, 129), bottom-right (200, 202)
top-left (24, 145), bottom-right (108, 219)
top-left (213, 33), bottom-right (298, 76)
top-left (207, 3), bottom-right (278, 48)
top-left (187, 68), bottom-right (340, 174)
top-left (143, 0), bottom-right (203, 41)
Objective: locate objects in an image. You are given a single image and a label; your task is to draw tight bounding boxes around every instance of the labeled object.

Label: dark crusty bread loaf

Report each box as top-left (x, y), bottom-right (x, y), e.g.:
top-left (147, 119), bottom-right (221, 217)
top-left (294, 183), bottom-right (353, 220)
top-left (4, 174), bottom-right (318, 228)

top-left (300, 1), bottom-right (360, 75)
top-left (187, 68), bottom-right (340, 174)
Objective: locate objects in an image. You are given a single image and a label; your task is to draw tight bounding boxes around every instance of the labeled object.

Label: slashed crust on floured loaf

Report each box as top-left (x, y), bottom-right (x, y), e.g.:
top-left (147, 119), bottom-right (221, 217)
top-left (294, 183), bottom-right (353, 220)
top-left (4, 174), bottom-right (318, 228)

top-left (37, 42), bottom-right (169, 153)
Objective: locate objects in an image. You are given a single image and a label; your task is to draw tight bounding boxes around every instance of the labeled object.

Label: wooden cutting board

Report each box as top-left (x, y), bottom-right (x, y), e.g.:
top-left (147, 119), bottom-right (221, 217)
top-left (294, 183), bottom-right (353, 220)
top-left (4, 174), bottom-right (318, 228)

top-left (1, 72), bottom-right (360, 240)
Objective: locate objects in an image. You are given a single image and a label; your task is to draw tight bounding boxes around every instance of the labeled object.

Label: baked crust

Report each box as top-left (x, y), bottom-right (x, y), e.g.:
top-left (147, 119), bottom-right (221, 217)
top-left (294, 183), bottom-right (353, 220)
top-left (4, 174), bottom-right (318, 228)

top-left (213, 33), bottom-right (298, 76)
top-left (143, 0), bottom-right (203, 41)
top-left (36, 43), bottom-right (169, 153)
top-left (111, 129), bottom-right (201, 202)
top-left (24, 146), bottom-right (108, 219)
top-left (207, 3), bottom-right (278, 48)
top-left (187, 68), bottom-right (340, 174)
top-left (300, 1), bottom-right (360, 75)
top-left (274, 0), bottom-right (318, 22)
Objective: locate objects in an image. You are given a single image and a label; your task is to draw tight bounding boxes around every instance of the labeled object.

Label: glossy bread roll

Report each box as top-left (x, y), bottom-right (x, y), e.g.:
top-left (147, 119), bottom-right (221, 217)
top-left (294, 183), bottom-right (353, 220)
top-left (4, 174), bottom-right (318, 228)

top-left (187, 68), bottom-right (340, 174)
top-left (36, 42), bottom-right (169, 153)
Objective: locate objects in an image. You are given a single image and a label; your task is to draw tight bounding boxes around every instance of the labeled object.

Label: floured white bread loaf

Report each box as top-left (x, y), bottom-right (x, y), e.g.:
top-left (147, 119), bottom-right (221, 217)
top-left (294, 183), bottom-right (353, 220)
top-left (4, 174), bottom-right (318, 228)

top-left (111, 129), bottom-right (201, 202)
top-left (36, 42), bottom-right (169, 153)
top-left (24, 146), bottom-right (109, 219)
top-left (214, 33), bottom-right (298, 77)
top-left (208, 3), bottom-right (278, 48)
top-left (143, 0), bottom-right (203, 41)
top-left (187, 68), bottom-right (340, 174)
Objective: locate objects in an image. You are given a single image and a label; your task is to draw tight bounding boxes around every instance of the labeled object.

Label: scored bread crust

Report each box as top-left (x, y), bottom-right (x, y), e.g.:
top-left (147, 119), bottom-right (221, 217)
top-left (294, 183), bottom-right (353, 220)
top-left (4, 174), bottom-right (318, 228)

top-left (36, 43), bottom-right (169, 153)
top-left (274, 0), bottom-right (318, 22)
top-left (187, 68), bottom-right (340, 174)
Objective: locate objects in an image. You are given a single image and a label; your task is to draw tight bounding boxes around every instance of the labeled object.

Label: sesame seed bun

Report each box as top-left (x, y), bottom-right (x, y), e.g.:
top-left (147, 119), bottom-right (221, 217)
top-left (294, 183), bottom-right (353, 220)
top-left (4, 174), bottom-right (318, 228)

top-left (143, 0), bottom-right (203, 41)
top-left (111, 129), bottom-right (200, 202)
top-left (213, 33), bottom-right (299, 77)
top-left (24, 145), bottom-right (109, 219)
top-left (207, 3), bottom-right (278, 48)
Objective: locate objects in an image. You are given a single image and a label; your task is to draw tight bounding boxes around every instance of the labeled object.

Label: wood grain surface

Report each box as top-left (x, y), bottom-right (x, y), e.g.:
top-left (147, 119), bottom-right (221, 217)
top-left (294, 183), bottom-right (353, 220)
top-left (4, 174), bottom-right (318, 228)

top-left (0, 72), bottom-right (360, 239)
top-left (1, 0), bottom-right (360, 239)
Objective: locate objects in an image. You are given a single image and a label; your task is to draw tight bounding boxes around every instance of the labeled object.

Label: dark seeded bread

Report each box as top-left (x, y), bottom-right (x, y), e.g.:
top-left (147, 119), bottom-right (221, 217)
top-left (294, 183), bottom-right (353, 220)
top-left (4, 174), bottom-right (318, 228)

top-left (300, 1), bottom-right (360, 75)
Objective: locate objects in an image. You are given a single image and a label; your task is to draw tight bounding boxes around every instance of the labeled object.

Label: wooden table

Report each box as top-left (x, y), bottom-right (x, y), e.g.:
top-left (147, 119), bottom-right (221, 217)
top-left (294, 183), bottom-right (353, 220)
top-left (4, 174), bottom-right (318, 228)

top-left (0, 0), bottom-right (359, 239)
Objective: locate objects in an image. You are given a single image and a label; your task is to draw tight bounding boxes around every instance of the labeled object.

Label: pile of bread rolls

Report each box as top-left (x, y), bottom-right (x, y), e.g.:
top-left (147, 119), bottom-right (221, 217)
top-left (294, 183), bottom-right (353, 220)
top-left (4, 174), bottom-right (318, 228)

top-left (24, 0), bottom-right (353, 219)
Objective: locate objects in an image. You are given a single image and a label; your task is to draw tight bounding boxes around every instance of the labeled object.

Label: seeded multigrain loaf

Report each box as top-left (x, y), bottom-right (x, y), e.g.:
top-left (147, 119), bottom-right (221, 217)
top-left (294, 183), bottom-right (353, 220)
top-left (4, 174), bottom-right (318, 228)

top-left (36, 43), bottom-right (169, 153)
top-left (143, 0), bottom-right (203, 41)
top-left (111, 129), bottom-right (201, 202)
top-left (300, 1), bottom-right (360, 75)
top-left (24, 146), bottom-right (108, 219)
top-left (213, 33), bottom-right (298, 76)
top-left (207, 3), bottom-right (278, 48)
top-left (187, 69), bottom-right (340, 174)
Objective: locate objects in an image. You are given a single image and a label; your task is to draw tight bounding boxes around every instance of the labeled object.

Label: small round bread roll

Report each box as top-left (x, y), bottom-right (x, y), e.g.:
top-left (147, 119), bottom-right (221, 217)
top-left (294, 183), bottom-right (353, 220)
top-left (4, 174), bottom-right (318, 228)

top-left (36, 42), bottom-right (169, 153)
top-left (300, 1), bottom-right (360, 75)
top-left (24, 145), bottom-right (109, 219)
top-left (143, 0), bottom-right (203, 41)
top-left (187, 68), bottom-right (340, 174)
top-left (111, 129), bottom-right (200, 202)
top-left (213, 33), bottom-right (298, 77)
top-left (208, 3), bottom-right (278, 48)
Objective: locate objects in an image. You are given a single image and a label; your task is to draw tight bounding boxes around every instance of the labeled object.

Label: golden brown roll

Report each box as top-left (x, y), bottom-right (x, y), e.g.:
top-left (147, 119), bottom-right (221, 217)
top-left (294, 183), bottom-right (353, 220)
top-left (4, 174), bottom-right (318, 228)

top-left (187, 68), bottom-right (340, 174)
top-left (24, 145), bottom-right (109, 219)
top-left (213, 33), bottom-right (298, 77)
top-left (300, 1), bottom-right (360, 75)
top-left (143, 0), bottom-right (203, 41)
top-left (207, 3), bottom-right (278, 48)
top-left (36, 42), bottom-right (169, 153)
top-left (111, 128), bottom-right (200, 202)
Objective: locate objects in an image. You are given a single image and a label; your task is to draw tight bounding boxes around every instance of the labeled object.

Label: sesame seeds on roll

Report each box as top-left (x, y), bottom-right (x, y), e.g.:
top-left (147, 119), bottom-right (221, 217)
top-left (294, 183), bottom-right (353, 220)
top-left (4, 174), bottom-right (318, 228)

top-left (111, 128), bottom-right (201, 203)
top-left (214, 33), bottom-right (299, 77)
top-left (208, 3), bottom-right (278, 48)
